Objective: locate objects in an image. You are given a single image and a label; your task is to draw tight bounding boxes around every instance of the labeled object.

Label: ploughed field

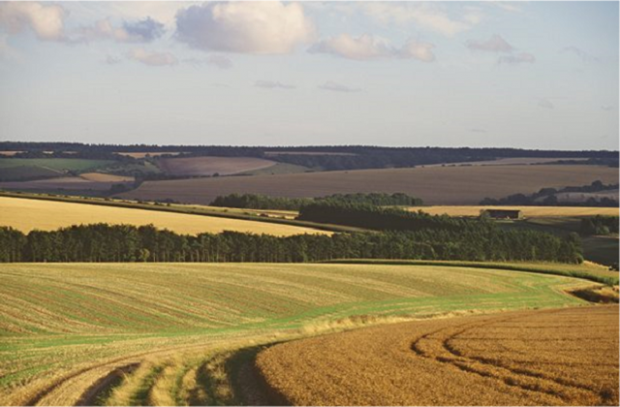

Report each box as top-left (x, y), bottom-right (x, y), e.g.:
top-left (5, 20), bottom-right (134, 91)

top-left (0, 196), bottom-right (326, 236)
top-left (118, 164), bottom-right (619, 205)
top-left (257, 305), bottom-right (619, 406)
top-left (0, 263), bottom-right (591, 405)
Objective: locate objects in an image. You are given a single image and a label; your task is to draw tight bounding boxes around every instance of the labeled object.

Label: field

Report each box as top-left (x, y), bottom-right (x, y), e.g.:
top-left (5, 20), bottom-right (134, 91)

top-left (0, 196), bottom-right (328, 236)
top-left (256, 305), bottom-right (619, 406)
top-left (0, 159), bottom-right (113, 173)
top-left (158, 157), bottom-right (276, 177)
top-left (414, 205), bottom-right (619, 217)
top-left (0, 263), bottom-right (593, 406)
top-left (79, 173), bottom-right (134, 182)
top-left (118, 165), bottom-right (619, 205)
top-left (115, 152), bottom-right (184, 158)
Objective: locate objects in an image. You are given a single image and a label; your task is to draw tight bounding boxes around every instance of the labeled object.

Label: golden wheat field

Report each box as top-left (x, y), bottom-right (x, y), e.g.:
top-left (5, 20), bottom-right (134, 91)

top-left (119, 164), bottom-right (619, 205)
top-left (0, 263), bottom-right (592, 406)
top-left (256, 305), bottom-right (619, 406)
top-left (414, 205), bottom-right (620, 217)
top-left (79, 172), bottom-right (134, 182)
top-left (0, 196), bottom-right (327, 236)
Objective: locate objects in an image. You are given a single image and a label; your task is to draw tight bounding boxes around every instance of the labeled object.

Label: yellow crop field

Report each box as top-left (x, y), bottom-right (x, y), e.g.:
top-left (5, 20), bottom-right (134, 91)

top-left (79, 172), bottom-right (134, 182)
top-left (257, 305), bottom-right (619, 406)
top-left (414, 205), bottom-right (619, 217)
top-left (0, 196), bottom-right (327, 236)
top-left (119, 164), bottom-right (619, 205)
top-left (0, 263), bottom-right (591, 406)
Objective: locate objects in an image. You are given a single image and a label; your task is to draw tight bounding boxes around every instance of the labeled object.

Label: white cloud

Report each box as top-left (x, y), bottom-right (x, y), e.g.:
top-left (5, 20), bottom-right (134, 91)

top-left (128, 48), bottom-right (177, 67)
top-left (310, 34), bottom-right (435, 62)
top-left (467, 35), bottom-right (514, 53)
top-left (77, 17), bottom-right (164, 44)
top-left (361, 3), bottom-right (481, 37)
top-left (318, 81), bottom-right (361, 93)
top-left (255, 80), bottom-right (296, 90)
top-left (562, 46), bottom-right (599, 63)
top-left (499, 52), bottom-right (535, 65)
top-left (175, 2), bottom-right (315, 54)
top-left (0, 2), bottom-right (66, 41)
top-left (537, 98), bottom-right (554, 109)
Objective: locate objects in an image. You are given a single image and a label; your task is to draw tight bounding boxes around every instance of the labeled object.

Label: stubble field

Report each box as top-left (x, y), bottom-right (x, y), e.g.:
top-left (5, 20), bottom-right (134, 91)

top-left (256, 305), bottom-right (619, 406)
top-left (0, 196), bottom-right (327, 236)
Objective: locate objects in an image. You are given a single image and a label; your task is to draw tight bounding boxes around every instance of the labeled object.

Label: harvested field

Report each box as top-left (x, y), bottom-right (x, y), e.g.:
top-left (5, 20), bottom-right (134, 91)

top-left (256, 305), bottom-right (619, 406)
top-left (0, 196), bottom-right (327, 236)
top-left (79, 172), bottom-right (134, 182)
top-left (425, 157), bottom-right (589, 167)
top-left (158, 156), bottom-right (276, 177)
top-left (264, 151), bottom-right (358, 156)
top-left (116, 152), bottom-right (183, 158)
top-left (0, 263), bottom-right (588, 405)
top-left (414, 205), bottom-right (619, 217)
top-left (0, 177), bottom-right (128, 191)
top-left (119, 165), bottom-right (619, 205)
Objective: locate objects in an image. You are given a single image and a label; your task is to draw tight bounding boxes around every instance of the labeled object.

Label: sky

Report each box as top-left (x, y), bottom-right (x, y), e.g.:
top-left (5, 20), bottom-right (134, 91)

top-left (0, 1), bottom-right (618, 150)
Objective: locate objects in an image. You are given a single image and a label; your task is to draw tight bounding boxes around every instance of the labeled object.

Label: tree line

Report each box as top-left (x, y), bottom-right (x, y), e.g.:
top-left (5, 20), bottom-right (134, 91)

top-left (0, 223), bottom-right (582, 264)
top-left (480, 181), bottom-right (619, 207)
top-left (580, 216), bottom-right (619, 236)
top-left (210, 193), bottom-right (423, 210)
top-left (297, 202), bottom-right (476, 232)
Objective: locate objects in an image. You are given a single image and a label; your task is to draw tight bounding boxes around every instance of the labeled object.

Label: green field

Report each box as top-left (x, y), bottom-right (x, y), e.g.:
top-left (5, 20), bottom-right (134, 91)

top-left (0, 159), bottom-right (115, 182)
top-left (0, 263), bottom-right (593, 406)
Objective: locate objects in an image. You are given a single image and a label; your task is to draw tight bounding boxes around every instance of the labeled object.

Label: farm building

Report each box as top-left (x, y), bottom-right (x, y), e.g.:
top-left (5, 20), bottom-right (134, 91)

top-left (481, 209), bottom-right (523, 219)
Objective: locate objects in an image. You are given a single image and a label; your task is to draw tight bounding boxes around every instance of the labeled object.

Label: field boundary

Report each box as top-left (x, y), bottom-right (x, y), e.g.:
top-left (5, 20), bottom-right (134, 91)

top-left (325, 259), bottom-right (619, 285)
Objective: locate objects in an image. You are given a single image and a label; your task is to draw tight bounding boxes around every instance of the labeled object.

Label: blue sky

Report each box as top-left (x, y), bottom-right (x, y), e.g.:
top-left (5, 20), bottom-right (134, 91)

top-left (0, 1), bottom-right (617, 150)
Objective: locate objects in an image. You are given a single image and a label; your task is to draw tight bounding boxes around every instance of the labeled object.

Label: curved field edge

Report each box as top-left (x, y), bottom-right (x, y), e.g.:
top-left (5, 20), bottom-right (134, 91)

top-left (0, 263), bottom-right (595, 405)
top-left (253, 305), bottom-right (619, 406)
top-left (326, 259), bottom-right (619, 285)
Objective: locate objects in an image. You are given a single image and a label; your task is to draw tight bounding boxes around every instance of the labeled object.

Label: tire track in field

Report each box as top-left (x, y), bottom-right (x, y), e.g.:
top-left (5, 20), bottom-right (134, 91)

top-left (410, 308), bottom-right (604, 404)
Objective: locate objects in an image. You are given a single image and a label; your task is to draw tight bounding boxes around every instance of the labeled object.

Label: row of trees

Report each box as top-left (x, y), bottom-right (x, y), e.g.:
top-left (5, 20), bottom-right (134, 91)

top-left (297, 202), bottom-right (474, 231)
top-left (580, 216), bottom-right (619, 236)
top-left (210, 193), bottom-right (423, 210)
top-left (0, 223), bottom-right (583, 264)
top-left (480, 181), bottom-right (619, 207)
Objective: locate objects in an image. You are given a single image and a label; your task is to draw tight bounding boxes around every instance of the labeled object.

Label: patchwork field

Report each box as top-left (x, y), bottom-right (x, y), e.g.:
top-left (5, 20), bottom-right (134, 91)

top-left (415, 205), bottom-right (619, 217)
top-left (256, 305), bottom-right (619, 406)
top-left (119, 165), bottom-right (619, 205)
top-left (0, 263), bottom-right (591, 406)
top-left (0, 196), bottom-right (327, 236)
top-left (158, 156), bottom-right (276, 177)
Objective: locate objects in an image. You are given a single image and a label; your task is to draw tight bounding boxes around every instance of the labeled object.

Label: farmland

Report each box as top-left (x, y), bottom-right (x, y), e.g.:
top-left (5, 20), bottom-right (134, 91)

top-left (415, 205), bottom-right (619, 217)
top-left (256, 305), bottom-right (619, 406)
top-left (0, 263), bottom-right (594, 406)
top-left (158, 157), bottom-right (276, 177)
top-left (0, 196), bottom-right (328, 236)
top-left (119, 164), bottom-right (619, 205)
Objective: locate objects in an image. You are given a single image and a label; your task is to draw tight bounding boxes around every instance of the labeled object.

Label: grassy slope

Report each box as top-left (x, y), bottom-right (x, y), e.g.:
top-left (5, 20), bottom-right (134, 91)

top-left (0, 196), bottom-right (328, 236)
top-left (0, 159), bottom-right (113, 172)
top-left (0, 263), bottom-right (590, 405)
top-left (118, 165), bottom-right (619, 205)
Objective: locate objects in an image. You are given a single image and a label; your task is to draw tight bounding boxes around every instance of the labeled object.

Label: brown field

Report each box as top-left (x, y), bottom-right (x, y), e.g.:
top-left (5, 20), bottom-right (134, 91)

top-left (115, 152), bottom-right (183, 158)
top-left (0, 196), bottom-right (328, 236)
top-left (264, 151), bottom-right (358, 156)
top-left (119, 165), bottom-right (619, 205)
top-left (158, 156), bottom-right (276, 177)
top-left (414, 205), bottom-right (619, 217)
top-left (0, 177), bottom-right (120, 191)
top-left (256, 305), bottom-right (619, 406)
top-left (424, 157), bottom-right (589, 167)
top-left (0, 150), bottom-right (23, 156)
top-left (79, 172), bottom-right (134, 182)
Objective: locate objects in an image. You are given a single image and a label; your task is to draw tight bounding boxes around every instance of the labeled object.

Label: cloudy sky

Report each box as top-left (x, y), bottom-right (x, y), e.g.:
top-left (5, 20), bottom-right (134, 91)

top-left (0, 1), bottom-right (617, 150)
